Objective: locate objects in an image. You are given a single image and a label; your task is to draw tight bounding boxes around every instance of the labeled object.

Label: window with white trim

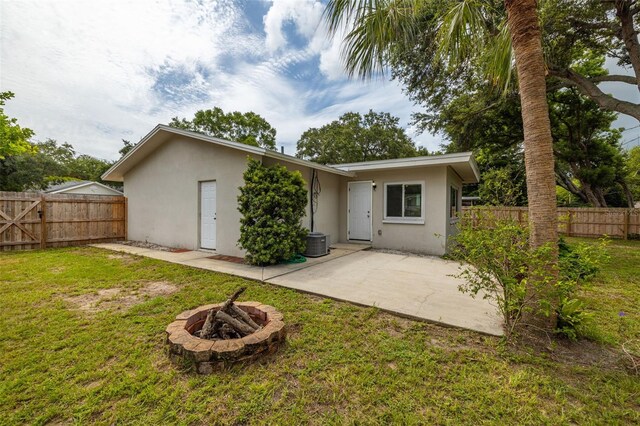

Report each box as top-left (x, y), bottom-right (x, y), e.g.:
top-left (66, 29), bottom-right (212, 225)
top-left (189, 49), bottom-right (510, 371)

top-left (450, 186), bottom-right (460, 218)
top-left (384, 182), bottom-right (424, 223)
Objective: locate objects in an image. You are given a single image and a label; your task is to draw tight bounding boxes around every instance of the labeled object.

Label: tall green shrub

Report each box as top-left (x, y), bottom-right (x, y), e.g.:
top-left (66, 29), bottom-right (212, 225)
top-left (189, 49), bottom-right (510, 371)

top-left (450, 213), bottom-right (606, 339)
top-left (450, 218), bottom-right (554, 336)
top-left (237, 158), bottom-right (308, 265)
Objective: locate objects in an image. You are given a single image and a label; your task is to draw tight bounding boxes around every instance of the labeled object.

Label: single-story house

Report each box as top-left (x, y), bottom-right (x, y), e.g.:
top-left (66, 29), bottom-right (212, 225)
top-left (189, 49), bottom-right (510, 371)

top-left (45, 180), bottom-right (123, 196)
top-left (102, 125), bottom-right (479, 257)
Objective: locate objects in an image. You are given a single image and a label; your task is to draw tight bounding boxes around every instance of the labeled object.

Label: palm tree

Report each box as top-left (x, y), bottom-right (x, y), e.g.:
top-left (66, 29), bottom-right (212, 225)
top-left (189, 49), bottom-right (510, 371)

top-left (325, 0), bottom-right (558, 328)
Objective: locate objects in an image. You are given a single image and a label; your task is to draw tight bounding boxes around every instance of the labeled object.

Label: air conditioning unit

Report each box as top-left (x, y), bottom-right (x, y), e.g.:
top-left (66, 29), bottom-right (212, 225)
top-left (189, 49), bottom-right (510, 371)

top-left (304, 232), bottom-right (330, 257)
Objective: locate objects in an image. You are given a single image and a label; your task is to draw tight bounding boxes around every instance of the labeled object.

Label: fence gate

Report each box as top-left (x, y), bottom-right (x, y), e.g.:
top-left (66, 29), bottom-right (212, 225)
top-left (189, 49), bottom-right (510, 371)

top-left (0, 191), bottom-right (126, 251)
top-left (0, 194), bottom-right (44, 250)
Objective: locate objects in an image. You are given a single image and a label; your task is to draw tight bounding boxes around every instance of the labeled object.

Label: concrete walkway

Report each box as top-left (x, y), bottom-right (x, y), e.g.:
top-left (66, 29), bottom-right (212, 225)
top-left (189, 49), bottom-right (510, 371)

top-left (93, 242), bottom-right (370, 281)
top-left (91, 243), bottom-right (503, 336)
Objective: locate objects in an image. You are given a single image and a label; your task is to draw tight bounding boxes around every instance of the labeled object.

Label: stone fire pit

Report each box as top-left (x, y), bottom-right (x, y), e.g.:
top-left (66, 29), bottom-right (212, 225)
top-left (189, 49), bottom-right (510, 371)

top-left (165, 302), bottom-right (285, 374)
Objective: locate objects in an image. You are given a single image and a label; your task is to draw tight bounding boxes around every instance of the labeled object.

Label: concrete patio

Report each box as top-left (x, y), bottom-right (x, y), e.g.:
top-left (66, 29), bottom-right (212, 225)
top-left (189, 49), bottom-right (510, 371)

top-left (92, 243), bottom-right (503, 336)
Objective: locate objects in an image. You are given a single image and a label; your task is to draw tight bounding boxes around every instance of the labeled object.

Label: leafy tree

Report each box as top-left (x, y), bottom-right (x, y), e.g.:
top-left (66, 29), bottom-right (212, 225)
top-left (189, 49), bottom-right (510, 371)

top-left (169, 107), bottom-right (277, 150)
top-left (237, 158), bottom-right (308, 265)
top-left (70, 154), bottom-right (113, 183)
top-left (550, 87), bottom-right (633, 207)
top-left (425, 90), bottom-right (529, 206)
top-left (296, 110), bottom-right (424, 164)
top-left (479, 167), bottom-right (526, 206)
top-left (324, 0), bottom-right (558, 329)
top-left (0, 139), bottom-right (114, 191)
top-left (541, 0), bottom-right (640, 121)
top-left (627, 146), bottom-right (640, 203)
top-left (0, 139), bottom-right (70, 191)
top-left (391, 0), bottom-right (640, 126)
top-left (119, 139), bottom-right (135, 157)
top-left (414, 54), bottom-right (632, 208)
top-left (0, 92), bottom-right (35, 159)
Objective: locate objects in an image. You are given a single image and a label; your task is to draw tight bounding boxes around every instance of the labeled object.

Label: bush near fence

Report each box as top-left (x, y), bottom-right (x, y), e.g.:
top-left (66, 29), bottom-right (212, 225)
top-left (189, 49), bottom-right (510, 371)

top-left (0, 191), bottom-right (126, 251)
top-left (462, 206), bottom-right (640, 240)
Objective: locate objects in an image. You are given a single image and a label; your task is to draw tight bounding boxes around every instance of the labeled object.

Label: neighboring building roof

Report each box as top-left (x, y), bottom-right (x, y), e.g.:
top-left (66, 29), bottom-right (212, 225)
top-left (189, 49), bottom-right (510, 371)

top-left (101, 124), bottom-right (480, 183)
top-left (331, 152), bottom-right (480, 183)
top-left (46, 180), bottom-right (93, 193)
top-left (45, 180), bottom-right (123, 195)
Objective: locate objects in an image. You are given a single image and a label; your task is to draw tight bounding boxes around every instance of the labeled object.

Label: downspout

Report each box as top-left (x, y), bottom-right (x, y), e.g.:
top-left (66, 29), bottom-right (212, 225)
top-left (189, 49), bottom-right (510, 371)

top-left (310, 169), bottom-right (321, 232)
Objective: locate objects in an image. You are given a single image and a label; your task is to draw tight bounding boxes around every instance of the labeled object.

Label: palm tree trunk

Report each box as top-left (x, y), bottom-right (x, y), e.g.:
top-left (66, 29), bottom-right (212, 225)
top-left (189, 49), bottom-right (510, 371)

top-left (504, 0), bottom-right (558, 329)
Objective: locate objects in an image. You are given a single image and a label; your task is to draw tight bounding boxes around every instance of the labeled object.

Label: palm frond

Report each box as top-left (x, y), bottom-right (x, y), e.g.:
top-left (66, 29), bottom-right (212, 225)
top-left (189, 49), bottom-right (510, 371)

top-left (325, 0), bottom-right (422, 79)
top-left (484, 19), bottom-right (515, 95)
top-left (344, 1), bottom-right (421, 78)
top-left (436, 0), bottom-right (491, 66)
top-left (324, 0), bottom-right (378, 35)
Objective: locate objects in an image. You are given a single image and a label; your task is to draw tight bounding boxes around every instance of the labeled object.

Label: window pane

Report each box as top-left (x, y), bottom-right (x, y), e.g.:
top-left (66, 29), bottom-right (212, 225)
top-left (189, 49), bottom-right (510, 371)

top-left (386, 184), bottom-right (403, 217)
top-left (450, 187), bottom-right (458, 217)
top-left (404, 184), bottom-right (422, 217)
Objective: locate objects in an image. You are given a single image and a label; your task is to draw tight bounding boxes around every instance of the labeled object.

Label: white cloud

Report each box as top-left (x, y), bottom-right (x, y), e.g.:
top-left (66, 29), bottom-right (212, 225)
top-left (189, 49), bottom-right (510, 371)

top-left (0, 0), bottom-right (257, 159)
top-left (0, 0), bottom-right (434, 161)
top-left (263, 0), bottom-right (324, 52)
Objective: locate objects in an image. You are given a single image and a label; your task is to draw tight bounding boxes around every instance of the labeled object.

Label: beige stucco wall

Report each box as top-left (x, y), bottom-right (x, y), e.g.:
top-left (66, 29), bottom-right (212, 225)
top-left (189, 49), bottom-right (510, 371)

top-left (124, 136), bottom-right (258, 257)
top-left (61, 183), bottom-right (121, 196)
top-left (261, 158), bottom-right (342, 245)
top-left (338, 166), bottom-right (450, 255)
top-left (122, 134), bottom-right (461, 257)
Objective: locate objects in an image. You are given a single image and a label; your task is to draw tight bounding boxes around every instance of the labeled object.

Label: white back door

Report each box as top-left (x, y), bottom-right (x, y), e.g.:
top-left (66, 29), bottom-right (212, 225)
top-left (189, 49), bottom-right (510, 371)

top-left (348, 181), bottom-right (372, 241)
top-left (200, 181), bottom-right (216, 249)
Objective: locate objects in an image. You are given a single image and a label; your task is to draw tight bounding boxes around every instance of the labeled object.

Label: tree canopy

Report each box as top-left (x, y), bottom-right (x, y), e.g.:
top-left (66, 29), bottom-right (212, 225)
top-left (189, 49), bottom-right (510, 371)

top-left (0, 92), bottom-right (35, 159)
top-left (550, 87), bottom-right (632, 207)
top-left (389, 0), bottom-right (640, 125)
top-left (627, 145), bottom-right (640, 203)
top-left (169, 107), bottom-right (277, 150)
top-left (0, 139), bottom-right (115, 192)
top-left (119, 139), bottom-right (135, 157)
top-left (296, 110), bottom-right (426, 164)
top-left (387, 2), bottom-right (636, 208)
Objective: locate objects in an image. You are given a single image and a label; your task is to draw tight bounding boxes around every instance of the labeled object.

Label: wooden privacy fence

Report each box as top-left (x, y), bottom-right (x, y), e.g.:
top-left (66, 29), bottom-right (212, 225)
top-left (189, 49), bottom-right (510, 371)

top-left (0, 191), bottom-right (126, 251)
top-left (462, 206), bottom-right (640, 239)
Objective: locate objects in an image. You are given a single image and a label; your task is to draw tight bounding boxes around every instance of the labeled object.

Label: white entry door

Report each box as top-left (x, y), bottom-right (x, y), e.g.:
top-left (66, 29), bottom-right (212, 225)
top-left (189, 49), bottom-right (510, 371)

top-left (200, 181), bottom-right (217, 249)
top-left (348, 181), bottom-right (372, 241)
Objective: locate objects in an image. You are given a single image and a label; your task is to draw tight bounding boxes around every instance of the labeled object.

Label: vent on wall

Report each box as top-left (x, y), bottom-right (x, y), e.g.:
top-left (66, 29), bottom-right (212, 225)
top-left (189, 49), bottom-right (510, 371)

top-left (304, 232), bottom-right (329, 257)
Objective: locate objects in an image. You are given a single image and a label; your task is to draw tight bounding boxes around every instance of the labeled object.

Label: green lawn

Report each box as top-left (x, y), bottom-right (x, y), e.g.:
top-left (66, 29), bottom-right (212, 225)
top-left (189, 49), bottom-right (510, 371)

top-left (0, 240), bottom-right (638, 425)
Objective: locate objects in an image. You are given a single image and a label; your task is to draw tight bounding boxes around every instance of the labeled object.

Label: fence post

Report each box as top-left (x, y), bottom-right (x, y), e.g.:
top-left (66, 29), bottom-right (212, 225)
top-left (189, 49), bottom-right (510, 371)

top-left (623, 209), bottom-right (630, 240)
top-left (124, 197), bottom-right (128, 241)
top-left (40, 194), bottom-right (47, 249)
top-left (567, 210), bottom-right (572, 237)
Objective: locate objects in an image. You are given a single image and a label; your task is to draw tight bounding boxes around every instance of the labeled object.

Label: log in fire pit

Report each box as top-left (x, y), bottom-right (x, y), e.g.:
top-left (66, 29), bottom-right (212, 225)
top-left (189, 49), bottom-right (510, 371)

top-left (165, 288), bottom-right (285, 374)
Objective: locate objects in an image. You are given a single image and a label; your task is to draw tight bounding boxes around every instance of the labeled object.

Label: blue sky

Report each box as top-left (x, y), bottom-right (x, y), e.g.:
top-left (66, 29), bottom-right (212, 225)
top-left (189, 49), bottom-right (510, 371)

top-left (1, 0), bottom-right (638, 161)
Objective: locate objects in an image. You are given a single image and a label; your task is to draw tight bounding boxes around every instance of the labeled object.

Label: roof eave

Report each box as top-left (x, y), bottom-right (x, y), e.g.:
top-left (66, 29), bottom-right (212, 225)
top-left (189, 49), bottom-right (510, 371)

top-left (264, 151), bottom-right (355, 177)
top-left (102, 125), bottom-right (354, 181)
top-left (331, 152), bottom-right (474, 172)
top-left (332, 152), bottom-right (480, 183)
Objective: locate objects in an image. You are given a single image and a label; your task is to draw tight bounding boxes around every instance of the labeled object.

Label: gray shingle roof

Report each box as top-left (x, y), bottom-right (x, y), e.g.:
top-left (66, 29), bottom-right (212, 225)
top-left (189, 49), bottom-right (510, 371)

top-left (45, 180), bottom-right (93, 193)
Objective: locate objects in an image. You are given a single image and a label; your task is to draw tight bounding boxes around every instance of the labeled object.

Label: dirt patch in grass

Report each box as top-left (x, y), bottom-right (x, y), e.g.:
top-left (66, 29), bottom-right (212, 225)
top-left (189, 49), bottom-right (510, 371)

top-left (107, 253), bottom-right (140, 265)
top-left (83, 380), bottom-right (103, 390)
top-left (64, 281), bottom-right (178, 313)
top-left (516, 329), bottom-right (627, 371)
